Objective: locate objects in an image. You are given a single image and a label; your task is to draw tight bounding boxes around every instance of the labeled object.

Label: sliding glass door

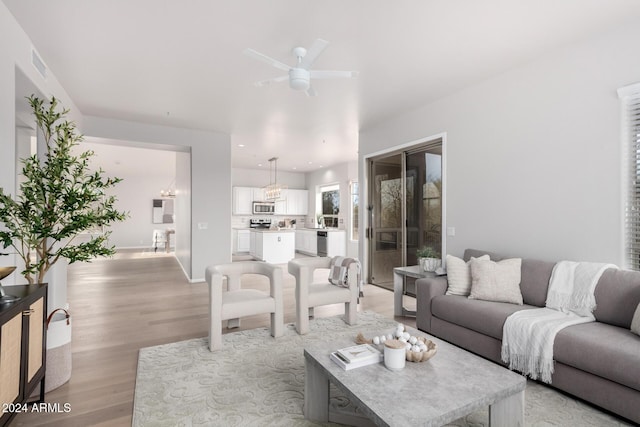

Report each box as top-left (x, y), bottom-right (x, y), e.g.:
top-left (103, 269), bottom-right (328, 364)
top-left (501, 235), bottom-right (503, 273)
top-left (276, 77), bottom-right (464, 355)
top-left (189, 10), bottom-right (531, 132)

top-left (367, 141), bottom-right (443, 290)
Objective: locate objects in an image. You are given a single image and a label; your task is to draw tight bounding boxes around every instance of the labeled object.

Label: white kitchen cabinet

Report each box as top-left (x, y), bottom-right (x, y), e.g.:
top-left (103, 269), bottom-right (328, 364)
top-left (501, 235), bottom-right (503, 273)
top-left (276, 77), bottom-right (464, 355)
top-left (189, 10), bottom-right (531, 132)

top-left (232, 187), bottom-right (253, 215)
top-left (286, 189), bottom-right (308, 215)
top-left (236, 229), bottom-right (250, 253)
top-left (327, 230), bottom-right (346, 257)
top-left (252, 187), bottom-right (265, 202)
top-left (249, 230), bottom-right (256, 255)
top-left (295, 229), bottom-right (317, 256)
top-left (274, 189), bottom-right (288, 215)
top-left (250, 230), bottom-right (295, 264)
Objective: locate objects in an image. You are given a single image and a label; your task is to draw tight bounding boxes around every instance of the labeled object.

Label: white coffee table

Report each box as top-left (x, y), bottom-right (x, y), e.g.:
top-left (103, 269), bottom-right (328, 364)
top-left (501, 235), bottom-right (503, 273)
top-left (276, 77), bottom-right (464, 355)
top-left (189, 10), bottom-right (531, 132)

top-left (304, 325), bottom-right (525, 426)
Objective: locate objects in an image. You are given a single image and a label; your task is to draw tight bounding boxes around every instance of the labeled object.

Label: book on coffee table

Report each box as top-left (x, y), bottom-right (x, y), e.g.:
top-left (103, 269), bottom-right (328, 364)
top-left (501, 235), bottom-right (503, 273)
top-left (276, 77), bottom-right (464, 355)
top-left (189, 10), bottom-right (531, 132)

top-left (330, 344), bottom-right (382, 370)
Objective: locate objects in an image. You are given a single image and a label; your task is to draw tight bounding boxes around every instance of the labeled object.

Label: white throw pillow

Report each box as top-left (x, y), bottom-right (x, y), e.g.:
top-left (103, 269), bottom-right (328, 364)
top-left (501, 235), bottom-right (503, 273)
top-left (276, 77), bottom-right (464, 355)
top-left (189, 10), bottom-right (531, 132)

top-left (632, 303), bottom-right (640, 336)
top-left (468, 258), bottom-right (524, 305)
top-left (445, 254), bottom-right (490, 296)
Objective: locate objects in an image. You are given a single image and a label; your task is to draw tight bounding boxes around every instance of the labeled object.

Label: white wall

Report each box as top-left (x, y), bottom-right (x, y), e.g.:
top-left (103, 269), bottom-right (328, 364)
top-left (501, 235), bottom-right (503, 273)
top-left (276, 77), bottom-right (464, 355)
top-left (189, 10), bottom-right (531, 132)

top-left (82, 116), bottom-right (231, 282)
top-left (77, 141), bottom-right (177, 249)
top-left (306, 161), bottom-right (359, 258)
top-left (0, 3), bottom-right (80, 312)
top-left (360, 22), bottom-right (640, 266)
top-left (175, 151), bottom-right (192, 277)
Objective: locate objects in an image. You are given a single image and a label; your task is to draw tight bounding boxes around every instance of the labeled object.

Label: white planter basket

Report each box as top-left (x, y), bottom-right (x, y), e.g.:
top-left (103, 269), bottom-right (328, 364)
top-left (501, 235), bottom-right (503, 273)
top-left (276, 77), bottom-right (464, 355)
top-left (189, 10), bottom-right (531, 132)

top-left (419, 257), bottom-right (441, 272)
top-left (46, 309), bottom-right (72, 392)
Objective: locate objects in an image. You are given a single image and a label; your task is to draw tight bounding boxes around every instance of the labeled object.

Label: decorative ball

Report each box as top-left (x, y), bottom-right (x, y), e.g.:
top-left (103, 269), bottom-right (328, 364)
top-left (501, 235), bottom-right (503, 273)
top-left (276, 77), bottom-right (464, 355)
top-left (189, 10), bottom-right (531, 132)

top-left (397, 323), bottom-right (404, 331)
top-left (380, 335), bottom-right (387, 343)
top-left (402, 332), bottom-right (411, 340)
top-left (409, 336), bottom-right (418, 345)
top-left (411, 345), bottom-right (421, 353)
top-left (399, 336), bottom-right (407, 343)
top-left (373, 336), bottom-right (380, 345)
top-left (386, 334), bottom-right (393, 341)
top-left (405, 342), bottom-right (412, 350)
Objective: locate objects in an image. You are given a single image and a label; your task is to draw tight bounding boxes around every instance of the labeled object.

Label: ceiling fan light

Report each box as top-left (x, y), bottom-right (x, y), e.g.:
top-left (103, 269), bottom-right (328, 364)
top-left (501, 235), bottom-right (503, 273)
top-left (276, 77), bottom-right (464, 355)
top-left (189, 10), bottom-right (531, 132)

top-left (289, 68), bottom-right (310, 90)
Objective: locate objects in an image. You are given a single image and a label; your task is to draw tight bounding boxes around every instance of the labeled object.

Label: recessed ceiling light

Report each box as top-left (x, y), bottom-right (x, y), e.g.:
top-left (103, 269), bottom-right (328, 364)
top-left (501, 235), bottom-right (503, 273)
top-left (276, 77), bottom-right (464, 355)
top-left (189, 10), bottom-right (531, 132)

top-left (258, 163), bottom-right (262, 167)
top-left (292, 167), bottom-right (297, 170)
top-left (308, 161), bottom-right (313, 165)
top-left (238, 144), bottom-right (245, 148)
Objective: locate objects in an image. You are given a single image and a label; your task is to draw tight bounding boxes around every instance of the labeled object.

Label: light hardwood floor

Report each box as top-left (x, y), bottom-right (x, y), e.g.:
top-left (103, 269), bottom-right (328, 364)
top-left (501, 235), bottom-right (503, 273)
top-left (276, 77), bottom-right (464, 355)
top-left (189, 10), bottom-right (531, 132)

top-left (13, 251), bottom-right (416, 426)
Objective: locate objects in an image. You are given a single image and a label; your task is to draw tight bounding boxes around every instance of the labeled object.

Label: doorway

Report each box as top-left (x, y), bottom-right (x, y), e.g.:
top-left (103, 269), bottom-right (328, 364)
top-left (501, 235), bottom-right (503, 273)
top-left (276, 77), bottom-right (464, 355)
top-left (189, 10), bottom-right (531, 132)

top-left (367, 138), bottom-right (444, 290)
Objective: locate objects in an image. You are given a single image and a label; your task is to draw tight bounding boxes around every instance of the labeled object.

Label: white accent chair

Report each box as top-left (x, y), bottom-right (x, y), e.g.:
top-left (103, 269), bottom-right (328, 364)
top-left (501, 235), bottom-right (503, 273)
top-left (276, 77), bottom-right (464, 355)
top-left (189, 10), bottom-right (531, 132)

top-left (287, 257), bottom-right (358, 335)
top-left (205, 261), bottom-right (283, 351)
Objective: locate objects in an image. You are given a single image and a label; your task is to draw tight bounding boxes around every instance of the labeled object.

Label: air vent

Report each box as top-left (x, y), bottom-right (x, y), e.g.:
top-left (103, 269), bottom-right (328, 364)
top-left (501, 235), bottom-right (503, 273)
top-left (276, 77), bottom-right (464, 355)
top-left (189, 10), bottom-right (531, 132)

top-left (31, 48), bottom-right (47, 79)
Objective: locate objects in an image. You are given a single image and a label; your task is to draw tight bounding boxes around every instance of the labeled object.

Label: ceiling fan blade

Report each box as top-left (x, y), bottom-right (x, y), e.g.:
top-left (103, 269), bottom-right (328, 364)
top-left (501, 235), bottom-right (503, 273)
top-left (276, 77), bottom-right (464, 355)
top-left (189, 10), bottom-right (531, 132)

top-left (306, 86), bottom-right (317, 97)
top-left (243, 48), bottom-right (291, 72)
top-left (309, 70), bottom-right (358, 79)
top-left (299, 39), bottom-right (329, 69)
top-left (254, 75), bottom-right (289, 87)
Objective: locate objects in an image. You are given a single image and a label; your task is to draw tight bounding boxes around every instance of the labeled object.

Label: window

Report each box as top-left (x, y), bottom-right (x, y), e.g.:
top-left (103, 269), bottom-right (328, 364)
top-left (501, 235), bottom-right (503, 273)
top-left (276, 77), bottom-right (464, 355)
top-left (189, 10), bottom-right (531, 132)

top-left (351, 181), bottom-right (358, 240)
top-left (620, 82), bottom-right (640, 270)
top-left (320, 184), bottom-right (339, 228)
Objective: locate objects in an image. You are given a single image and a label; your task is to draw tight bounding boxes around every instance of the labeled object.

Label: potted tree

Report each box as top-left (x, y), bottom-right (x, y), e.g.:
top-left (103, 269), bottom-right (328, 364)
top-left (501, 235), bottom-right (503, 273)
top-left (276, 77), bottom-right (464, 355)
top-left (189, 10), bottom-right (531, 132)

top-left (0, 95), bottom-right (126, 391)
top-left (416, 246), bottom-right (441, 272)
top-left (0, 95), bottom-right (126, 284)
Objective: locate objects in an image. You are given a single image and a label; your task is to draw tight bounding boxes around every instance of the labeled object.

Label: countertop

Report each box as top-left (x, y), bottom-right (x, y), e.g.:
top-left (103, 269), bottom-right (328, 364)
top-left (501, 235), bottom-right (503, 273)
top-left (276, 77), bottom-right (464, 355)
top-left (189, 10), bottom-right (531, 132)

top-left (248, 228), bottom-right (295, 233)
top-left (301, 228), bottom-right (345, 232)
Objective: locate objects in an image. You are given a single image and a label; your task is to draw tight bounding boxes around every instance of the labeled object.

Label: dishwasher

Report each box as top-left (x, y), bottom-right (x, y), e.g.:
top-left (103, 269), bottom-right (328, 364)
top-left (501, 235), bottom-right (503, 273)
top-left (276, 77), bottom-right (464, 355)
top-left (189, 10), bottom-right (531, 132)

top-left (317, 231), bottom-right (328, 257)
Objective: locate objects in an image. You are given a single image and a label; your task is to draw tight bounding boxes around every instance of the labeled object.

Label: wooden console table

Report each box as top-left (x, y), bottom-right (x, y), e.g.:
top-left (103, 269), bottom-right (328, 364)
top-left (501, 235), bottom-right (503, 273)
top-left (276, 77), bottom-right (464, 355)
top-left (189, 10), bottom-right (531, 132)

top-left (0, 284), bottom-right (47, 427)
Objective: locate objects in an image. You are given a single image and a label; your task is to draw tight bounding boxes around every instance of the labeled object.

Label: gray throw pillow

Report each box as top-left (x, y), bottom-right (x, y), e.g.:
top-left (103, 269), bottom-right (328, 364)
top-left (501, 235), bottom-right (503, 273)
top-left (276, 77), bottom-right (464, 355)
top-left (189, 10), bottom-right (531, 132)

top-left (632, 303), bottom-right (640, 335)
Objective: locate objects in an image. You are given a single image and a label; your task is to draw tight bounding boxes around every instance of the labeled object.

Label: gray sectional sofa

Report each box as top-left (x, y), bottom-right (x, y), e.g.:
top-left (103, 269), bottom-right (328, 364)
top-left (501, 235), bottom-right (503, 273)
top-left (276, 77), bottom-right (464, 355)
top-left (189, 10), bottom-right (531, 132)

top-left (415, 248), bottom-right (640, 424)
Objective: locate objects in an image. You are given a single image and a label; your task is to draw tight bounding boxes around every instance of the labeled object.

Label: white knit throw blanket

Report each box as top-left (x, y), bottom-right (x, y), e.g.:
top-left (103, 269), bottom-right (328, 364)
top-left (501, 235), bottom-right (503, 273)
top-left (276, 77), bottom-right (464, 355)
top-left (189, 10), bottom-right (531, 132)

top-left (328, 256), bottom-right (364, 298)
top-left (501, 261), bottom-right (615, 383)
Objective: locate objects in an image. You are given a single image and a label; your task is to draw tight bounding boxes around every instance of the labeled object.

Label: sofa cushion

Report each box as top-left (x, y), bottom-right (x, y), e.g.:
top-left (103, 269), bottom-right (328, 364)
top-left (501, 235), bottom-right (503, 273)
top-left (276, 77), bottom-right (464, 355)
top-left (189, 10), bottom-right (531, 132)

top-left (632, 304), bottom-right (640, 335)
top-left (463, 249), bottom-right (554, 307)
top-left (554, 322), bottom-right (640, 392)
top-left (593, 268), bottom-right (640, 328)
top-left (431, 295), bottom-right (537, 340)
top-left (520, 258), bottom-right (554, 307)
top-left (445, 254), bottom-right (489, 296)
top-left (469, 258), bottom-right (523, 305)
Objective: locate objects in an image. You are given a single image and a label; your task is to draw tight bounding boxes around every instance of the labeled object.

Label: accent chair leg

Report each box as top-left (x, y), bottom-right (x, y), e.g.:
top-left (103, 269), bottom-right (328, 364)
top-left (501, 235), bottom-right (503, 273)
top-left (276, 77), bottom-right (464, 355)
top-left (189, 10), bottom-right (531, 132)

top-left (271, 310), bottom-right (283, 338)
top-left (344, 302), bottom-right (357, 325)
top-left (297, 305), bottom-right (310, 335)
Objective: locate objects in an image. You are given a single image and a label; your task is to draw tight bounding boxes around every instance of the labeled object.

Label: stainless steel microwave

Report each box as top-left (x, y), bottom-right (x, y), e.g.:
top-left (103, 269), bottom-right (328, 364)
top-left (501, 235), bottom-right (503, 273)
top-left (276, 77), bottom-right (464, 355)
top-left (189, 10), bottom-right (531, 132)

top-left (252, 201), bottom-right (275, 215)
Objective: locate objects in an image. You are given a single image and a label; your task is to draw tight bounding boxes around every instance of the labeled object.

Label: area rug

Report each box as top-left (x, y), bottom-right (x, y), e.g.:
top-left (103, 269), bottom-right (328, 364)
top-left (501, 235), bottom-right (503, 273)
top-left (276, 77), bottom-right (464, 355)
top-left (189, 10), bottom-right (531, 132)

top-left (133, 312), bottom-right (631, 426)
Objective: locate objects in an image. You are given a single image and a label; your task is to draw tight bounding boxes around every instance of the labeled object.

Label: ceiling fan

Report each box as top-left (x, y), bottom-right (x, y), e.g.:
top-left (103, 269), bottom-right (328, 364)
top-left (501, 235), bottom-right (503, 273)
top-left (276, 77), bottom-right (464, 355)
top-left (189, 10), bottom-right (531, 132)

top-left (243, 39), bottom-right (358, 96)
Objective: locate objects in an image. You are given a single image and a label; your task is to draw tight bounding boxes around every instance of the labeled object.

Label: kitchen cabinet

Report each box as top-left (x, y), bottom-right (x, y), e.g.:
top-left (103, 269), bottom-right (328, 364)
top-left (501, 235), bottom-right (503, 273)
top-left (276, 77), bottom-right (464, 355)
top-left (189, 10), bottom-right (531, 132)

top-left (295, 229), bottom-right (345, 257)
top-left (249, 230), bottom-right (256, 254)
top-left (0, 284), bottom-right (47, 427)
top-left (232, 187), bottom-right (253, 215)
top-left (233, 187), bottom-right (308, 216)
top-left (233, 229), bottom-right (250, 253)
top-left (327, 230), bottom-right (346, 257)
top-left (286, 189), bottom-right (308, 215)
top-left (250, 230), bottom-right (295, 264)
top-left (252, 187), bottom-right (265, 202)
top-left (295, 229), bottom-right (317, 256)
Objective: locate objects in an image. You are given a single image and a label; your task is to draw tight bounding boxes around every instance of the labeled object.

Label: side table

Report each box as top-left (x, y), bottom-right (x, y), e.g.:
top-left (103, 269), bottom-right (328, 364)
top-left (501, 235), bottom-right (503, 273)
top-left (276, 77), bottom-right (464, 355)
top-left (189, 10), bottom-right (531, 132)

top-left (393, 265), bottom-right (435, 317)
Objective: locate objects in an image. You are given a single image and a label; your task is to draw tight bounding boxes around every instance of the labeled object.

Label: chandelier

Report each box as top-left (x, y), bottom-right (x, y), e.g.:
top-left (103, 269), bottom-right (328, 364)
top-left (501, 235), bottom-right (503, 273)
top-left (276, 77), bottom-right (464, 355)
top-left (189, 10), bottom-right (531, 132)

top-left (264, 157), bottom-right (287, 200)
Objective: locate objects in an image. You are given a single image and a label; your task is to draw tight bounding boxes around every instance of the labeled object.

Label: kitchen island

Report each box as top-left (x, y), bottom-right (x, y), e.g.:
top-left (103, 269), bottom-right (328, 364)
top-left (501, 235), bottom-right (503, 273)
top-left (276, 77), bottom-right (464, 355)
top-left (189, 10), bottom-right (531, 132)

top-left (249, 229), bottom-right (296, 264)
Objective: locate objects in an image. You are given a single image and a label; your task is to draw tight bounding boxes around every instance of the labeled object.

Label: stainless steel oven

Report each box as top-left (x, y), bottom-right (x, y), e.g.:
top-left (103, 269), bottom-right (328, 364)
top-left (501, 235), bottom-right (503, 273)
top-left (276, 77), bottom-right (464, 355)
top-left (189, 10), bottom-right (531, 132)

top-left (252, 201), bottom-right (275, 215)
top-left (317, 231), bottom-right (328, 257)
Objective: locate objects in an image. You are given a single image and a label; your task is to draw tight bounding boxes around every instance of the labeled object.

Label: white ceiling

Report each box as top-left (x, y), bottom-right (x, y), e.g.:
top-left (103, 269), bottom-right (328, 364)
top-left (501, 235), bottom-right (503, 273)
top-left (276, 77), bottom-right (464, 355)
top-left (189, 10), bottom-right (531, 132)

top-left (5, 0), bottom-right (640, 172)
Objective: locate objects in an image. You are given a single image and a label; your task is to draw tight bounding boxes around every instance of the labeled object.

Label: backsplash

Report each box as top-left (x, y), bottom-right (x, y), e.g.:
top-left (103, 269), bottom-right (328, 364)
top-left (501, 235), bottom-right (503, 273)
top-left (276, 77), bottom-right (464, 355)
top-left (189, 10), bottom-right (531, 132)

top-left (232, 215), bottom-right (307, 229)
